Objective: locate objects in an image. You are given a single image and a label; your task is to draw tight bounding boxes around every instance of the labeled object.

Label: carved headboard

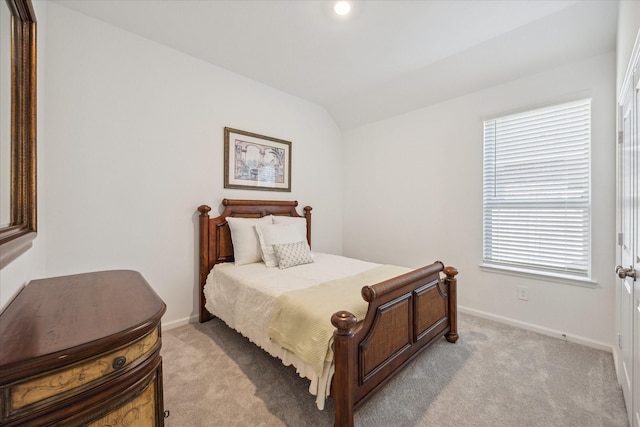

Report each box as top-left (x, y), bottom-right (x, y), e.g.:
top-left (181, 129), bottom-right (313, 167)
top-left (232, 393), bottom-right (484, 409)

top-left (197, 199), bottom-right (312, 322)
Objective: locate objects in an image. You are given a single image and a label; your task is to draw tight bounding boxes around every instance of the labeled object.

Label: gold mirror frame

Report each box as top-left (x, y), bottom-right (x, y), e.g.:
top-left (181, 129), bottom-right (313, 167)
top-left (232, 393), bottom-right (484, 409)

top-left (0, 0), bottom-right (36, 269)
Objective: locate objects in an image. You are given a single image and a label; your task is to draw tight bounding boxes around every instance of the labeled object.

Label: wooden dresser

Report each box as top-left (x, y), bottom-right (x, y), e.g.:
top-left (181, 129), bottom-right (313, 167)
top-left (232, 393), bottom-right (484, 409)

top-left (0, 270), bottom-right (166, 426)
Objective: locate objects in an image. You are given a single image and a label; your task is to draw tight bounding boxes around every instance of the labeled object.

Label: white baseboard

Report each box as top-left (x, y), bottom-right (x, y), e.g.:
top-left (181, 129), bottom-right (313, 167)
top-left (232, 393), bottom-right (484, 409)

top-left (162, 314), bottom-right (199, 331)
top-left (161, 307), bottom-right (614, 353)
top-left (458, 305), bottom-right (614, 353)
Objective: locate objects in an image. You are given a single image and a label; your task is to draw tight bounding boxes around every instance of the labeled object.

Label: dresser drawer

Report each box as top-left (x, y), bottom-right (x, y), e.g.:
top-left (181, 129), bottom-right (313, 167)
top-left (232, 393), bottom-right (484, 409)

top-left (3, 326), bottom-right (160, 420)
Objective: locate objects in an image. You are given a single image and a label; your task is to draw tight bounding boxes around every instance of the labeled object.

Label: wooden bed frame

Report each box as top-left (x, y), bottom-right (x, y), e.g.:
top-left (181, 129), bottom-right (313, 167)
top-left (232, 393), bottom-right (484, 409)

top-left (198, 199), bottom-right (458, 427)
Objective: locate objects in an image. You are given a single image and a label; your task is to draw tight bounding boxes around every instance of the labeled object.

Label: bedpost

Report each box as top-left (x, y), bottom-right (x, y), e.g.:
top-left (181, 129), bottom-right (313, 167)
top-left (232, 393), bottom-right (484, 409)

top-left (444, 266), bottom-right (459, 343)
top-left (303, 206), bottom-right (312, 247)
top-left (198, 205), bottom-right (212, 323)
top-left (331, 310), bottom-right (357, 427)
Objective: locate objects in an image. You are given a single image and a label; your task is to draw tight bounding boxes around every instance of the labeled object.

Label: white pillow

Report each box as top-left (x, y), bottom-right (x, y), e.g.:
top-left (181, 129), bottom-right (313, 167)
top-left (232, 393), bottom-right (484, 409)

top-left (226, 216), bottom-right (273, 265)
top-left (273, 216), bottom-right (307, 242)
top-left (273, 241), bottom-right (314, 269)
top-left (255, 222), bottom-right (305, 267)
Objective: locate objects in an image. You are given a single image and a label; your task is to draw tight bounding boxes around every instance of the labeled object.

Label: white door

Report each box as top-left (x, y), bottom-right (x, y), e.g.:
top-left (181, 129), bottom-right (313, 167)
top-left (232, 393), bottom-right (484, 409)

top-left (632, 68), bottom-right (640, 427)
top-left (618, 38), bottom-right (640, 426)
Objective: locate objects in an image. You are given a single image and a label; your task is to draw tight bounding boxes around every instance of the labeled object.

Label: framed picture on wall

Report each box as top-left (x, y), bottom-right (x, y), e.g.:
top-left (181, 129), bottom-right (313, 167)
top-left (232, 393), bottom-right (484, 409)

top-left (224, 127), bottom-right (292, 192)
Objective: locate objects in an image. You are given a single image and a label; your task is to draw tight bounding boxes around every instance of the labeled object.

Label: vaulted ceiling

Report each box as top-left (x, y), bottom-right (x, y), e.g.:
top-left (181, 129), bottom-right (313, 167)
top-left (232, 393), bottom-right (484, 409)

top-left (53, 0), bottom-right (618, 129)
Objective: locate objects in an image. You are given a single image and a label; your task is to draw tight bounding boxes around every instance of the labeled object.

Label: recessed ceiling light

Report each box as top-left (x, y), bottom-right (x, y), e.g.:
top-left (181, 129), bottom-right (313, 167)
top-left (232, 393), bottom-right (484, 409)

top-left (334, 1), bottom-right (352, 16)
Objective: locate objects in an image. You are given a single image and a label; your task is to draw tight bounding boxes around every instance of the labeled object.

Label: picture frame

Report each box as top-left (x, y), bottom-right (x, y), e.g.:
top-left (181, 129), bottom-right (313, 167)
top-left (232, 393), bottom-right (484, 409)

top-left (224, 127), bottom-right (292, 192)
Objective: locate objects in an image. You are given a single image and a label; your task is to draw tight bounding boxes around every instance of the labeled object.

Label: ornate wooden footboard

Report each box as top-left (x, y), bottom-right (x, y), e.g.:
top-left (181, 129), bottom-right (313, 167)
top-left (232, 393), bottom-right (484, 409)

top-left (197, 199), bottom-right (458, 427)
top-left (331, 262), bottom-right (458, 427)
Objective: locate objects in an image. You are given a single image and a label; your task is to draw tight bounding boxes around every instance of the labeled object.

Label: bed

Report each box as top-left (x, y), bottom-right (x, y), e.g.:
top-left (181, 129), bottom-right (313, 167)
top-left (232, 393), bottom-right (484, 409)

top-left (198, 199), bottom-right (458, 427)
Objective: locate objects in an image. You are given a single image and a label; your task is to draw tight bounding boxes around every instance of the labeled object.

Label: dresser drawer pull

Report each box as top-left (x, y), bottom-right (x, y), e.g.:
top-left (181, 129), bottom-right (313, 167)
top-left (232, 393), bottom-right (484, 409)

top-left (112, 356), bottom-right (127, 370)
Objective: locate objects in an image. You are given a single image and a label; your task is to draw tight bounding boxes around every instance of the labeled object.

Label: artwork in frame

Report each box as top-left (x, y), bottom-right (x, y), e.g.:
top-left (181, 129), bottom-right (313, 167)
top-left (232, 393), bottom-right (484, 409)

top-left (224, 127), bottom-right (292, 192)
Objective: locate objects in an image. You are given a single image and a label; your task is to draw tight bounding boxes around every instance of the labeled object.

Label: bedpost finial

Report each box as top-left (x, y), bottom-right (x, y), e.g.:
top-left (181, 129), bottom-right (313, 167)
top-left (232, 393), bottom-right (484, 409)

top-left (331, 310), bottom-right (357, 334)
top-left (198, 205), bottom-right (212, 216)
top-left (444, 266), bottom-right (458, 278)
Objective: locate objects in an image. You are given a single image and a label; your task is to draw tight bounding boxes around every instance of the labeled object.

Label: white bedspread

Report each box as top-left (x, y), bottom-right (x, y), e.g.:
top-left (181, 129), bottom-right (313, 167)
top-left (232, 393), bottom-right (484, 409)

top-left (203, 252), bottom-right (382, 409)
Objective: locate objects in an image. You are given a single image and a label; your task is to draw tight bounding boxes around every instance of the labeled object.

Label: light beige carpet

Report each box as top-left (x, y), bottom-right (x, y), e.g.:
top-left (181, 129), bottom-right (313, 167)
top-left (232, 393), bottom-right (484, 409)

top-left (161, 313), bottom-right (628, 426)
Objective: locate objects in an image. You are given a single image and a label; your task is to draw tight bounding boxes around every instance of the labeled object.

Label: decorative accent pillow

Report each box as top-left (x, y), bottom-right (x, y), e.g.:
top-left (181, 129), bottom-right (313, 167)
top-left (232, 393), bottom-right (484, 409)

top-left (255, 223), bottom-right (305, 268)
top-left (226, 216), bottom-right (273, 265)
top-left (272, 240), bottom-right (314, 269)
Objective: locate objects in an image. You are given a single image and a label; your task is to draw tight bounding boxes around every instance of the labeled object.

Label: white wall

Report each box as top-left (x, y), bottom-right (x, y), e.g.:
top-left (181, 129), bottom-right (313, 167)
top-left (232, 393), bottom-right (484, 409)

top-left (343, 52), bottom-right (616, 349)
top-left (2, 2), bottom-right (343, 327)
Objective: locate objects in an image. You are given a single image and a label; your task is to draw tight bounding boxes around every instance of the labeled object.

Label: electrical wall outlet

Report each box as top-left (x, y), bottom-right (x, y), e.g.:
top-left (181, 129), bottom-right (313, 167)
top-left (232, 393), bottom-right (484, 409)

top-left (517, 286), bottom-right (529, 301)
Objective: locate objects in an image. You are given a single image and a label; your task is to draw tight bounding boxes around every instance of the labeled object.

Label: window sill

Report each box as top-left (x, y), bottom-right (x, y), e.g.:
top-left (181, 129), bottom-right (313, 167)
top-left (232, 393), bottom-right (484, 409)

top-left (479, 263), bottom-right (597, 288)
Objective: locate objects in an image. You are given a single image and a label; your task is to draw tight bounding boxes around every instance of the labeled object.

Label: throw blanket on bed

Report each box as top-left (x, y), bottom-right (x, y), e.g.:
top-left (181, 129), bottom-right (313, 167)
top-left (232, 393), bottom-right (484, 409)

top-left (268, 264), bottom-right (411, 378)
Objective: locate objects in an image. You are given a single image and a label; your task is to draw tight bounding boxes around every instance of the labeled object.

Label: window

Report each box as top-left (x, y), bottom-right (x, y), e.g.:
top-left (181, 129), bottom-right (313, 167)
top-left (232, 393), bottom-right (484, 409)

top-left (482, 99), bottom-right (591, 279)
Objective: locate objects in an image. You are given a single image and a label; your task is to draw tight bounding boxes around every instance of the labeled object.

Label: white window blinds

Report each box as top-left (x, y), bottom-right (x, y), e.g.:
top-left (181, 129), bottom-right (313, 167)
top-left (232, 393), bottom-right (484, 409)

top-left (482, 99), bottom-right (591, 278)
